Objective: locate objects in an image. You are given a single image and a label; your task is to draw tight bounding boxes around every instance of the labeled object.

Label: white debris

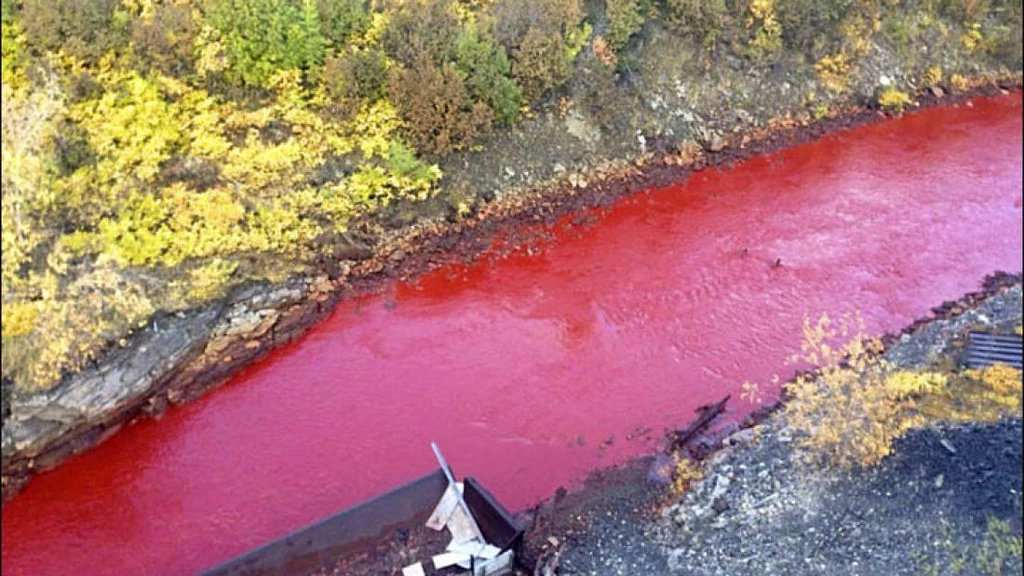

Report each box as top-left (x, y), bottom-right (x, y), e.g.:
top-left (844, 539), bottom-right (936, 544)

top-left (426, 482), bottom-right (463, 531)
top-left (448, 540), bottom-right (502, 560)
top-left (444, 503), bottom-right (482, 544)
top-left (432, 551), bottom-right (473, 570)
top-left (474, 550), bottom-right (514, 576)
top-left (401, 562), bottom-right (425, 576)
top-left (423, 443), bottom-right (516, 575)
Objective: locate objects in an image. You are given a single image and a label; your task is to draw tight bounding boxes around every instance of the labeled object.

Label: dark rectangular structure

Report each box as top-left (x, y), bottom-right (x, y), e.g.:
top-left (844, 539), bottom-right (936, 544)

top-left (965, 332), bottom-right (1023, 369)
top-left (198, 471), bottom-right (523, 576)
top-left (199, 469), bottom-right (449, 576)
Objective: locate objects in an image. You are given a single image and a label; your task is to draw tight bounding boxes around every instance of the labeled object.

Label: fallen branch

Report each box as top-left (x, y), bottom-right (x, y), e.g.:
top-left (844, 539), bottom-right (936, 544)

top-left (669, 395), bottom-right (730, 451)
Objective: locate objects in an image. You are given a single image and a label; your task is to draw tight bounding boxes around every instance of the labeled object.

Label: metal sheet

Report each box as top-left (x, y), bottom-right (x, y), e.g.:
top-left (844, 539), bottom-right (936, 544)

top-left (198, 469), bottom-right (449, 576)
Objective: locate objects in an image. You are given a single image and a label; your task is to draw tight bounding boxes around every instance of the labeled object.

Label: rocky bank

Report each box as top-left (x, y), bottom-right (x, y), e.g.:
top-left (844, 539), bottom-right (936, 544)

top-left (517, 279), bottom-right (1023, 576)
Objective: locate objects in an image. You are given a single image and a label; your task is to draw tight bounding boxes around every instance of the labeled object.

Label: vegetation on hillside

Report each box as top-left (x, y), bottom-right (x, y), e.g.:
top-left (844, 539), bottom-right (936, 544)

top-left (2, 0), bottom-right (1021, 392)
top-left (770, 314), bottom-right (1023, 470)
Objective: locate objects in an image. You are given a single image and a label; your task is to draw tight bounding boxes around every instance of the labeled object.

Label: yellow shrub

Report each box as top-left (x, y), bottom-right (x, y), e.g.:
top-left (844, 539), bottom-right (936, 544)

top-left (1, 76), bottom-right (64, 289)
top-left (2, 268), bottom-right (155, 388)
top-left (949, 73), bottom-right (970, 92)
top-left (961, 22), bottom-right (983, 51)
top-left (878, 87), bottom-right (914, 113)
top-left (924, 65), bottom-right (943, 86)
top-left (671, 457), bottom-right (704, 496)
top-left (840, 14), bottom-right (876, 59)
top-left (746, 0), bottom-right (782, 59)
top-left (783, 313), bottom-right (947, 469)
top-left (1, 301), bottom-right (39, 338)
top-left (71, 65), bottom-right (185, 188)
top-left (815, 54), bottom-right (851, 94)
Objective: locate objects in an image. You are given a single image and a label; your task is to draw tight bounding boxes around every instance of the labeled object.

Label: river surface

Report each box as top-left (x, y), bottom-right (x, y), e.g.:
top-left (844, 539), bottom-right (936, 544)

top-left (2, 94), bottom-right (1022, 576)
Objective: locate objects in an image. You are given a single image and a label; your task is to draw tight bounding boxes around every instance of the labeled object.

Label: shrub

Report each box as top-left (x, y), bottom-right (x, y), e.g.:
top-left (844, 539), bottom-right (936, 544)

top-left (2, 19), bottom-right (26, 87)
top-left (814, 53), bottom-right (852, 93)
top-left (453, 27), bottom-right (523, 124)
top-left (18, 0), bottom-right (125, 61)
top-left (387, 57), bottom-right (493, 155)
top-left (70, 69), bottom-right (185, 191)
top-left (511, 27), bottom-right (572, 99)
top-left (949, 73), bottom-right (970, 92)
top-left (207, 0), bottom-right (326, 88)
top-left (937, 0), bottom-right (993, 23)
top-left (316, 0), bottom-right (370, 48)
top-left (323, 47), bottom-right (389, 111)
top-left (131, 2), bottom-right (198, 76)
top-left (782, 313), bottom-right (947, 469)
top-left (670, 457), bottom-right (703, 495)
top-left (920, 363), bottom-right (1024, 422)
top-left (486, 0), bottom-right (586, 98)
top-left (773, 0), bottom-right (855, 56)
top-left (1, 267), bottom-right (155, 389)
top-left (877, 86), bottom-right (913, 113)
top-left (1, 76), bottom-right (65, 290)
top-left (385, 140), bottom-right (439, 184)
top-left (606, 0), bottom-right (646, 50)
top-left (664, 0), bottom-right (729, 48)
top-left (745, 0), bottom-right (784, 60)
top-left (381, 0), bottom-right (461, 67)
top-left (592, 35), bottom-right (618, 66)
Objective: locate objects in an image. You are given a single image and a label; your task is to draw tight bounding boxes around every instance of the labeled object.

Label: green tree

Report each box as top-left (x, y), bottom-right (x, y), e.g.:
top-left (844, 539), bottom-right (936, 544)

top-left (453, 27), bottom-right (523, 124)
top-left (317, 0), bottom-right (370, 48)
top-left (208, 0), bottom-right (326, 88)
top-left (606, 0), bottom-right (646, 50)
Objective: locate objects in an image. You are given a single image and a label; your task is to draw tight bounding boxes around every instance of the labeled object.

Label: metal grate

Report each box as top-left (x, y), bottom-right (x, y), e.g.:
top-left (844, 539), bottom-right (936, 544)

top-left (964, 331), bottom-right (1023, 369)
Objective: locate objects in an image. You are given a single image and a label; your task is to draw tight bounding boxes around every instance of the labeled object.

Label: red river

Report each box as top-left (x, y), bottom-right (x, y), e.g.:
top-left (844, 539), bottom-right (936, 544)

top-left (2, 94), bottom-right (1022, 576)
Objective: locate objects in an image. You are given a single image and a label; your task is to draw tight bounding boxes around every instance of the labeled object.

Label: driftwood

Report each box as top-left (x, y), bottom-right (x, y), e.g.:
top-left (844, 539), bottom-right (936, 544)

top-left (668, 395), bottom-right (730, 451)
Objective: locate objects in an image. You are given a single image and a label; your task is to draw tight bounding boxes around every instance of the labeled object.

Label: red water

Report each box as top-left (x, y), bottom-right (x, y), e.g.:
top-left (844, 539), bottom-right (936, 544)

top-left (2, 95), bottom-right (1022, 576)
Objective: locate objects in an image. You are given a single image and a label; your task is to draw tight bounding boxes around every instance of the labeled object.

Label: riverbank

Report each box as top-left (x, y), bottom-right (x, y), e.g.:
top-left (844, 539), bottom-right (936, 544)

top-left (516, 276), bottom-right (1023, 575)
top-left (3, 79), bottom-right (1021, 504)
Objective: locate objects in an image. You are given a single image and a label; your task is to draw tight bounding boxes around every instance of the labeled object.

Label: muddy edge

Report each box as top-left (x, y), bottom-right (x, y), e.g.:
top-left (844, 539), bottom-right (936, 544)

top-left (2, 80), bottom-right (1021, 503)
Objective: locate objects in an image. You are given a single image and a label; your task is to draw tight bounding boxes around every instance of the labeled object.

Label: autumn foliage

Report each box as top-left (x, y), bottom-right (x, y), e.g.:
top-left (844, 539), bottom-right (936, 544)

top-left (776, 314), bottom-right (1022, 470)
top-left (2, 0), bottom-right (1020, 392)
top-left (0, 0), bottom-right (591, 390)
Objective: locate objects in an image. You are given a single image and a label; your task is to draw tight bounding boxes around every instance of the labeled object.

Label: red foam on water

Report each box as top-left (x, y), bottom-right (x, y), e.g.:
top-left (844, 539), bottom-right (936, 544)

top-left (3, 94), bottom-right (1022, 576)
